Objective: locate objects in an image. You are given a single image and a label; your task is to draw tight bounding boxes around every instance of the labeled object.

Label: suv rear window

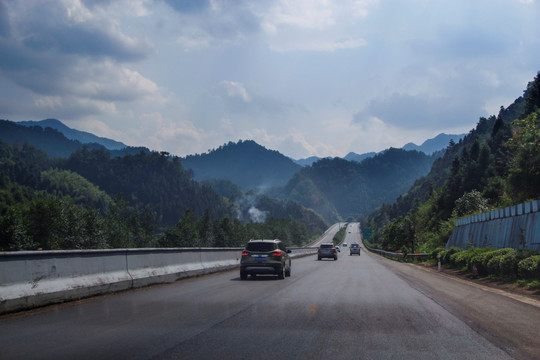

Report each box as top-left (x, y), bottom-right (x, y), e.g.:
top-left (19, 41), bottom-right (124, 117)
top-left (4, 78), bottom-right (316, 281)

top-left (351, 244), bottom-right (359, 248)
top-left (320, 244), bottom-right (334, 249)
top-left (246, 242), bottom-right (277, 252)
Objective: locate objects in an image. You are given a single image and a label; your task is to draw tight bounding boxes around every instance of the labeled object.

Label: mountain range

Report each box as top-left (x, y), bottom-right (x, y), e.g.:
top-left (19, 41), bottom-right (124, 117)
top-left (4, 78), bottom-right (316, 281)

top-left (294, 133), bottom-right (464, 166)
top-left (19, 118), bottom-right (127, 150)
top-left (12, 118), bottom-right (462, 162)
top-left (0, 118), bottom-right (444, 221)
top-left (0, 119), bottom-right (150, 158)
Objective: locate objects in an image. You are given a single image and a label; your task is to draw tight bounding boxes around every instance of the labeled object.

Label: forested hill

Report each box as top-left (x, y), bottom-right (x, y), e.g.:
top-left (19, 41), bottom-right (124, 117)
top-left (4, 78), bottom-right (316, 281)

top-left (0, 138), bottom-right (328, 251)
top-left (63, 148), bottom-right (233, 226)
top-left (277, 148), bottom-right (436, 223)
top-left (0, 119), bottom-right (93, 157)
top-left (0, 120), bottom-right (150, 158)
top-left (364, 71), bottom-right (540, 253)
top-left (0, 143), bottom-right (232, 228)
top-left (182, 140), bottom-right (302, 190)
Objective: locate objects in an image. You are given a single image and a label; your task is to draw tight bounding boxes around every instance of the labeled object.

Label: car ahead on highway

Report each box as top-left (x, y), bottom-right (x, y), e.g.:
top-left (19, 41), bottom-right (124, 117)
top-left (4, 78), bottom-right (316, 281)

top-left (318, 243), bottom-right (338, 261)
top-left (240, 239), bottom-right (291, 280)
top-left (349, 243), bottom-right (361, 255)
top-left (342, 242), bottom-right (348, 247)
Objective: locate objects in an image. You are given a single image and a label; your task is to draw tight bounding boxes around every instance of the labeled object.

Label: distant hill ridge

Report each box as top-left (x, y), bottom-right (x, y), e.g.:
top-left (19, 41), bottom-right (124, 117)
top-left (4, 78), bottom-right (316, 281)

top-left (402, 133), bottom-right (465, 154)
top-left (0, 119), bottom-right (149, 158)
top-left (294, 133), bottom-right (465, 166)
top-left (18, 119), bottom-right (127, 150)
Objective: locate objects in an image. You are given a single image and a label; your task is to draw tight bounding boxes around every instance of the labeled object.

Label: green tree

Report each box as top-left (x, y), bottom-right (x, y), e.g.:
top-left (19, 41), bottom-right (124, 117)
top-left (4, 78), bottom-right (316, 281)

top-left (523, 71), bottom-right (540, 116)
top-left (453, 190), bottom-right (489, 217)
top-left (0, 207), bottom-right (35, 250)
top-left (26, 197), bottom-right (63, 249)
top-left (507, 111), bottom-right (540, 202)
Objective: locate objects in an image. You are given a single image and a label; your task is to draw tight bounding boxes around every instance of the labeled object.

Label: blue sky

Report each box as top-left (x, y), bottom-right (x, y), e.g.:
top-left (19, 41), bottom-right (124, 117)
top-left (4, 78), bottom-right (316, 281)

top-left (0, 0), bottom-right (539, 159)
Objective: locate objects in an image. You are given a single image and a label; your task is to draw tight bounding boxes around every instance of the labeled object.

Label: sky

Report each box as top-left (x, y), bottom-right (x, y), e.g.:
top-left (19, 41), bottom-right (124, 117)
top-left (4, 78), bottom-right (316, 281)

top-left (0, 0), bottom-right (539, 159)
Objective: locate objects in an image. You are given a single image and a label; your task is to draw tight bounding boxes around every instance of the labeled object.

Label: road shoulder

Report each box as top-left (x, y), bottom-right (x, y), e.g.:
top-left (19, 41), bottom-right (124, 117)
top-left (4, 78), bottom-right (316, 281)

top-left (369, 252), bottom-right (540, 360)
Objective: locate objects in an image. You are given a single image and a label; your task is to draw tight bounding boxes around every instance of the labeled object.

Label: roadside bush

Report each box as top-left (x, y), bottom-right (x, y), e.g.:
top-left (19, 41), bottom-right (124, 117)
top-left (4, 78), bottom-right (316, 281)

top-left (430, 247), bottom-right (445, 261)
top-left (474, 248), bottom-right (513, 276)
top-left (450, 250), bottom-right (468, 268)
top-left (441, 247), bottom-right (462, 265)
top-left (451, 247), bottom-right (492, 270)
top-left (500, 250), bottom-right (539, 279)
top-left (487, 255), bottom-right (505, 276)
top-left (518, 255), bottom-right (540, 280)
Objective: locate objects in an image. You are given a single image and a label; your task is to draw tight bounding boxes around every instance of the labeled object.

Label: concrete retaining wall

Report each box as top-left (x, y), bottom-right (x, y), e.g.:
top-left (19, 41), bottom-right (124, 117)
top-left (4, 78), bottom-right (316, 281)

top-left (447, 200), bottom-right (540, 251)
top-left (0, 247), bottom-right (316, 314)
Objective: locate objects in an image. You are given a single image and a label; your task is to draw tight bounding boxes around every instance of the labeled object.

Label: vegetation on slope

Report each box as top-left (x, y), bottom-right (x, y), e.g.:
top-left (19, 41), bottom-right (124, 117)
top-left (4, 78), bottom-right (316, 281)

top-left (0, 140), bottom-right (323, 250)
top-left (364, 71), bottom-right (540, 254)
top-left (279, 148), bottom-right (436, 223)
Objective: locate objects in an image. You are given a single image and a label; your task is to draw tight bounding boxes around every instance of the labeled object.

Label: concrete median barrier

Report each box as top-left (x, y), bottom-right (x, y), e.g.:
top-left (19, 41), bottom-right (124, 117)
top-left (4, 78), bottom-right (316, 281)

top-left (1, 246), bottom-right (317, 314)
top-left (0, 250), bottom-right (132, 314)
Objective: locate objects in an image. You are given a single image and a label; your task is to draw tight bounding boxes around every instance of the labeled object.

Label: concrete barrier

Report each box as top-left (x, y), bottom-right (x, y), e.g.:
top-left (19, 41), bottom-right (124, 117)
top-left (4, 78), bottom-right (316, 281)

top-left (447, 200), bottom-right (540, 251)
top-left (0, 250), bottom-right (132, 314)
top-left (0, 246), bottom-right (317, 314)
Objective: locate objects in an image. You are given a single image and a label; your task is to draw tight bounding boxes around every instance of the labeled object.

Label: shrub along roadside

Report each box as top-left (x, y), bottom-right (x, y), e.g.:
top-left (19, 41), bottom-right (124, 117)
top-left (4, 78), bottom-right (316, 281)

top-left (430, 247), bottom-right (540, 286)
top-left (333, 226), bottom-right (346, 245)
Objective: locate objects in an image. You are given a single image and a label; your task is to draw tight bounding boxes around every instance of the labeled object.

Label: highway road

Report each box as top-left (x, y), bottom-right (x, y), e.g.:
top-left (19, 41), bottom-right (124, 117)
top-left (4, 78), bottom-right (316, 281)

top-left (1, 223), bottom-right (539, 359)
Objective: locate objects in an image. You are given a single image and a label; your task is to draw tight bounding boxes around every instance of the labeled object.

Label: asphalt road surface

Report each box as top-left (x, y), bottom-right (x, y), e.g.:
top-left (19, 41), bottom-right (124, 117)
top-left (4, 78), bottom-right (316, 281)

top-left (1, 223), bottom-right (539, 359)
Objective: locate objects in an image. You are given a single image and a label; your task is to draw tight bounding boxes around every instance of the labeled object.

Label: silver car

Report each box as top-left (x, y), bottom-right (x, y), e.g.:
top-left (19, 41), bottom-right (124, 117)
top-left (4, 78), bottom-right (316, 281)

top-left (350, 243), bottom-right (361, 255)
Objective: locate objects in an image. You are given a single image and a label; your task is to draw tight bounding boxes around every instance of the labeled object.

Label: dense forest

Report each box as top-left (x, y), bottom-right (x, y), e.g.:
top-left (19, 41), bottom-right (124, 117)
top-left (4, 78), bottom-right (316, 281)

top-left (0, 138), bottom-right (326, 250)
top-left (364, 71), bottom-right (540, 253)
top-left (275, 148), bottom-right (437, 223)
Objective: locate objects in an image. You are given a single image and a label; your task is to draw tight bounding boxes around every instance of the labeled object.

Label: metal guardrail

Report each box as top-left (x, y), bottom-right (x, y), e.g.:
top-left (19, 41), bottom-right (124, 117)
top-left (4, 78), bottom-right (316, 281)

top-left (363, 242), bottom-right (429, 261)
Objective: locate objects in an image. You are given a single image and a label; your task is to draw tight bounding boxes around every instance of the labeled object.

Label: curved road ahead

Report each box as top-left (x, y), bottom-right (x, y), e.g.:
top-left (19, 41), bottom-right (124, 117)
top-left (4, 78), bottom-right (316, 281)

top-left (1, 223), bottom-right (539, 359)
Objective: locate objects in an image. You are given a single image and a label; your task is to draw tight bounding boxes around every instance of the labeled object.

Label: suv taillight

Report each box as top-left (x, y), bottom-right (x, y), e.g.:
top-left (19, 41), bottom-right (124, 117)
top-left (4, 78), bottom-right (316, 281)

top-left (270, 250), bottom-right (283, 256)
top-left (241, 251), bottom-right (250, 256)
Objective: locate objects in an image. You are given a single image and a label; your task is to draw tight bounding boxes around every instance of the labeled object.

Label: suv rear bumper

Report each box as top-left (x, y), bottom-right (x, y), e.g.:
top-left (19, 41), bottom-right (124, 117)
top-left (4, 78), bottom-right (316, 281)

top-left (242, 265), bottom-right (282, 274)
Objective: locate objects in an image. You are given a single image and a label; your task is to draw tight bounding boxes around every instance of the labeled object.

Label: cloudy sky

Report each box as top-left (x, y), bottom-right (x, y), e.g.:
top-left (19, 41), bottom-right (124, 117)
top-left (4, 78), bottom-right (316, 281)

top-left (0, 0), bottom-right (539, 159)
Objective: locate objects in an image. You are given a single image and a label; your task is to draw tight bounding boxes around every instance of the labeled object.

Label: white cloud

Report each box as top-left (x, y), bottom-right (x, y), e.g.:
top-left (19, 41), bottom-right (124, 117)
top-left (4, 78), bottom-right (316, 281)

top-left (354, 91), bottom-right (484, 130)
top-left (1, 0), bottom-right (539, 160)
top-left (262, 0), bottom-right (335, 31)
top-left (273, 37), bottom-right (367, 52)
top-left (69, 61), bottom-right (160, 102)
top-left (131, 112), bottom-right (207, 153)
top-left (0, 0), bottom-right (161, 122)
top-left (176, 34), bottom-right (213, 51)
top-left (220, 81), bottom-right (251, 102)
top-left (261, 0), bottom-right (373, 52)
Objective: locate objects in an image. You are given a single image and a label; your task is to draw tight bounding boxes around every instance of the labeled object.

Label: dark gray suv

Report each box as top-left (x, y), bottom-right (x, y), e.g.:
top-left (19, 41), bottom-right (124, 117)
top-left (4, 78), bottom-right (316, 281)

top-left (240, 239), bottom-right (291, 280)
top-left (318, 243), bottom-right (338, 260)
